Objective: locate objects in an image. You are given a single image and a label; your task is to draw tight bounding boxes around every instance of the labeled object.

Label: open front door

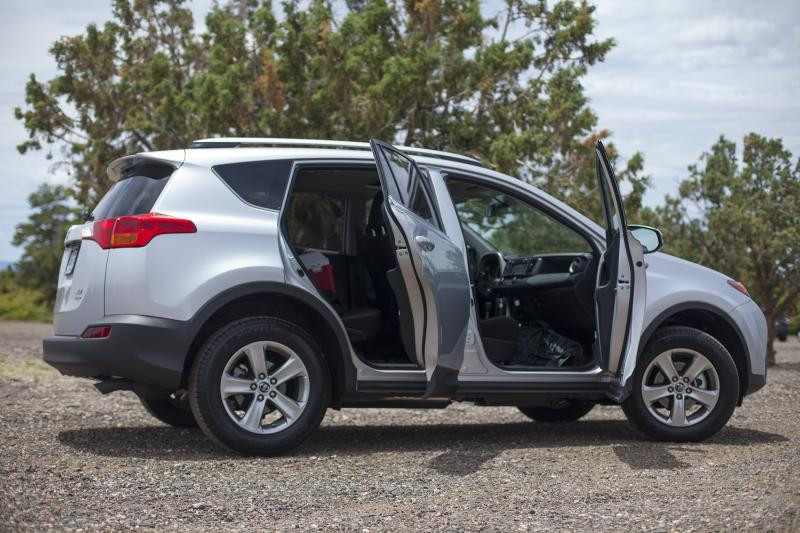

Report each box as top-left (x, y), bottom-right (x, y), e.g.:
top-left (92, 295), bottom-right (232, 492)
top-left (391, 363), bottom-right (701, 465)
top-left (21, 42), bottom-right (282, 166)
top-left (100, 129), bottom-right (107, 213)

top-left (369, 139), bottom-right (471, 396)
top-left (594, 141), bottom-right (647, 396)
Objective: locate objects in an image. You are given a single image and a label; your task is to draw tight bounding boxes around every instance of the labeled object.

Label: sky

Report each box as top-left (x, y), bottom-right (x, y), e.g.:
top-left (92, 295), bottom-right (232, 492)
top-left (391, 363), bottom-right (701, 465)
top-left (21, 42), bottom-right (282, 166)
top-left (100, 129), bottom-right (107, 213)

top-left (0, 0), bottom-right (798, 262)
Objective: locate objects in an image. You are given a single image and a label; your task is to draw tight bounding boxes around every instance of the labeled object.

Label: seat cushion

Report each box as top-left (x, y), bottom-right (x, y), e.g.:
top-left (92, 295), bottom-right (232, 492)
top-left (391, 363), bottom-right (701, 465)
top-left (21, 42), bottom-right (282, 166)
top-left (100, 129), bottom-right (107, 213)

top-left (340, 307), bottom-right (382, 342)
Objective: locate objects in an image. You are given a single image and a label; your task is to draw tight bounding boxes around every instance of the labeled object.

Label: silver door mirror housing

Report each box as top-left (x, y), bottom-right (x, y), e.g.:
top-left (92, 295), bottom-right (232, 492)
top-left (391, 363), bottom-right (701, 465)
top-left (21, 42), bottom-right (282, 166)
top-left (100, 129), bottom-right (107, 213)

top-left (629, 225), bottom-right (663, 254)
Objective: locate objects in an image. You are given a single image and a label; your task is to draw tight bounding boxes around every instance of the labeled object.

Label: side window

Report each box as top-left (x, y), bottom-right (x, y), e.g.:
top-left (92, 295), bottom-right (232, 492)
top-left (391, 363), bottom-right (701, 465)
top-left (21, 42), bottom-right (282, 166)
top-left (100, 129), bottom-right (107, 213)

top-left (381, 152), bottom-right (436, 224)
top-left (447, 179), bottom-right (591, 255)
top-left (408, 180), bottom-right (435, 223)
top-left (382, 150), bottom-right (414, 203)
top-left (285, 191), bottom-right (345, 252)
top-left (214, 159), bottom-right (293, 210)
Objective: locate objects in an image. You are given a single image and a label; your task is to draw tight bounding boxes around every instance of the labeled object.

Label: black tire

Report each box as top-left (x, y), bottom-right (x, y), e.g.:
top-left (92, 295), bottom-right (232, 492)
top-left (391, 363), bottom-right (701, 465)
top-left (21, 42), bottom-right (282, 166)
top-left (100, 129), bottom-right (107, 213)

top-left (518, 399), bottom-right (595, 423)
top-left (140, 393), bottom-right (197, 428)
top-left (622, 326), bottom-right (739, 442)
top-left (189, 317), bottom-right (329, 456)
top-left (777, 333), bottom-right (787, 342)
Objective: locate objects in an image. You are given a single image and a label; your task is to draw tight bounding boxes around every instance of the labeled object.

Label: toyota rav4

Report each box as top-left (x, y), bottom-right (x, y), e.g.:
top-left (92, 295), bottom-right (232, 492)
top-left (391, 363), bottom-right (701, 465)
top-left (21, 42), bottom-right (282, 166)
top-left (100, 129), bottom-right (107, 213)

top-left (43, 138), bottom-right (768, 455)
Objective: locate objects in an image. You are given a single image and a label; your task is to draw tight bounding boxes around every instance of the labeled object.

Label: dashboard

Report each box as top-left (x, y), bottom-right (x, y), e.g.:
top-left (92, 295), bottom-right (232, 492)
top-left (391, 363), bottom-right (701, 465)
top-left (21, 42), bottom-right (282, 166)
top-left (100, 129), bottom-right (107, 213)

top-left (475, 252), bottom-right (593, 293)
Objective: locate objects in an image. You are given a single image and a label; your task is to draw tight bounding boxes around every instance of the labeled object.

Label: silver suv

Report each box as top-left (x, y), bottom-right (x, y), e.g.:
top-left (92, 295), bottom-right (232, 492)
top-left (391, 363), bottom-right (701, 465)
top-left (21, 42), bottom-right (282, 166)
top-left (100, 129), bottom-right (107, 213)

top-left (43, 138), bottom-right (767, 455)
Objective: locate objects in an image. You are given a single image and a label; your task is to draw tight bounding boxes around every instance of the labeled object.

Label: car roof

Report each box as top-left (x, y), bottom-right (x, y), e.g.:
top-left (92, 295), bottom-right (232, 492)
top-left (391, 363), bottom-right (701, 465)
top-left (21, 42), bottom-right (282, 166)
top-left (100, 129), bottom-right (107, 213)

top-left (189, 137), bottom-right (485, 167)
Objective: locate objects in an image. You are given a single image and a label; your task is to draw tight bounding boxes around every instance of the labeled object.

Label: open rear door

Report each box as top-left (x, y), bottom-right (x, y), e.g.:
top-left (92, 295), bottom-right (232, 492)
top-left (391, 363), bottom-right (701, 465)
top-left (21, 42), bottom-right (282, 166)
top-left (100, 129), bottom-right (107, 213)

top-left (369, 139), bottom-right (471, 396)
top-left (594, 141), bottom-right (647, 397)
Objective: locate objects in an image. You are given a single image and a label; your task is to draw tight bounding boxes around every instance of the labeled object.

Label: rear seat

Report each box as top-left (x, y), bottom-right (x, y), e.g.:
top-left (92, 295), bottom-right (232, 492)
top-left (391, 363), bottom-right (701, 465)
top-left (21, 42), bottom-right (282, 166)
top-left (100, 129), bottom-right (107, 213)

top-left (298, 250), bottom-right (381, 342)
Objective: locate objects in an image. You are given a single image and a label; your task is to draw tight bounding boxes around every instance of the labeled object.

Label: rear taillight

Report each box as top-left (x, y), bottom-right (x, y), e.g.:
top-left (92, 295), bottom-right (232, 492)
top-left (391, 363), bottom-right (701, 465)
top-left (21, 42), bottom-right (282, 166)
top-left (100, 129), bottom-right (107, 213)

top-left (81, 325), bottom-right (111, 339)
top-left (727, 279), bottom-right (750, 297)
top-left (81, 213), bottom-right (196, 249)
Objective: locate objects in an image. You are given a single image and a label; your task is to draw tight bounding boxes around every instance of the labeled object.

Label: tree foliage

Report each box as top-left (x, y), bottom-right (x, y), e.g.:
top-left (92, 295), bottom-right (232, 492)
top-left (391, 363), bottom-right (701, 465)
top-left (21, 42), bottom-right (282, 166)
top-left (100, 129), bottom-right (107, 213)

top-left (15, 0), bottom-right (647, 220)
top-left (653, 133), bottom-right (800, 365)
top-left (11, 184), bottom-right (79, 308)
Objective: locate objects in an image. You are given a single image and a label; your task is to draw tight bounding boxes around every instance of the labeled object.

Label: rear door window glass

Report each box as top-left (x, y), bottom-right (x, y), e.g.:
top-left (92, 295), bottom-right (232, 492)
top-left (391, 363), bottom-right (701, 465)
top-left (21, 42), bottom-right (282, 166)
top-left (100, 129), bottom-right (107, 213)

top-left (214, 159), bottom-right (293, 210)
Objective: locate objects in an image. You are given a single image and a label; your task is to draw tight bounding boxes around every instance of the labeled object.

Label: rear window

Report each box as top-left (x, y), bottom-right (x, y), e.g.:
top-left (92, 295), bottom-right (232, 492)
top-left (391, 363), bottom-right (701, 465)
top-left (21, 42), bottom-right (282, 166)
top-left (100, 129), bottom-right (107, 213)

top-left (93, 163), bottom-right (173, 219)
top-left (213, 160), bottom-right (293, 210)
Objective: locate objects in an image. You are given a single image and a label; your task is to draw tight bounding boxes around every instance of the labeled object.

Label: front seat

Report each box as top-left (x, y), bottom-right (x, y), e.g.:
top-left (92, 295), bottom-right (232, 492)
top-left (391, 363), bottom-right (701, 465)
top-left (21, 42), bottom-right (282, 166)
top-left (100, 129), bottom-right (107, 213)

top-left (357, 193), bottom-right (400, 325)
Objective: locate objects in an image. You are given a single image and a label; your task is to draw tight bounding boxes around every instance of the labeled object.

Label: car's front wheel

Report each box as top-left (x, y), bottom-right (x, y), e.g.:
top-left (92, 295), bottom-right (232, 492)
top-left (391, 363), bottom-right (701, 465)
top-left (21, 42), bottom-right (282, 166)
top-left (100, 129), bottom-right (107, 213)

top-left (189, 317), bottom-right (330, 455)
top-left (622, 327), bottom-right (739, 442)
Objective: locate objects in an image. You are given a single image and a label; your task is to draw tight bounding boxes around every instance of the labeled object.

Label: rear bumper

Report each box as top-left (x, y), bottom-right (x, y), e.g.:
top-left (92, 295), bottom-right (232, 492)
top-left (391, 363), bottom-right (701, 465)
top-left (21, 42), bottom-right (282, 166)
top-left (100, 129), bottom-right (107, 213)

top-left (43, 314), bottom-right (192, 390)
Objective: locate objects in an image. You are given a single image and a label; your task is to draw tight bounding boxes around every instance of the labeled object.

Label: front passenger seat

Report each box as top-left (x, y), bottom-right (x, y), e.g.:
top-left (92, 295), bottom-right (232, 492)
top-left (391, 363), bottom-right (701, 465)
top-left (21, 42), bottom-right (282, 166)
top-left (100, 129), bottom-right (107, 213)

top-left (358, 193), bottom-right (400, 323)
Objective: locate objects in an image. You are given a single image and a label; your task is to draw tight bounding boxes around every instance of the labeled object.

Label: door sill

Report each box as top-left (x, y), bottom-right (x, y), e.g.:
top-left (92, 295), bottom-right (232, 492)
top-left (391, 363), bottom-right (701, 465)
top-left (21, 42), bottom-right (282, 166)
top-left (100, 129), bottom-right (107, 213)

top-left (356, 377), bottom-right (613, 397)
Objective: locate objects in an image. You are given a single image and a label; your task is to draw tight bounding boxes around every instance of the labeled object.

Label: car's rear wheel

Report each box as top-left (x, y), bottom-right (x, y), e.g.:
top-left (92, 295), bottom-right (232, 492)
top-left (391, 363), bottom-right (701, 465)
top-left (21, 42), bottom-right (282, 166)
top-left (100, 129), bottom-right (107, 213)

top-left (140, 392), bottom-right (197, 427)
top-left (622, 327), bottom-right (738, 442)
top-left (518, 399), bottom-right (595, 422)
top-left (189, 317), bottom-right (329, 455)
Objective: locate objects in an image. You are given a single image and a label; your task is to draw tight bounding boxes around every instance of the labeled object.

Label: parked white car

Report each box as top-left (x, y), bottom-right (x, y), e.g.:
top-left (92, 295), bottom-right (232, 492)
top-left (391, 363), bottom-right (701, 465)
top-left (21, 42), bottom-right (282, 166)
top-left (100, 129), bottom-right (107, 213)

top-left (43, 138), bottom-right (767, 455)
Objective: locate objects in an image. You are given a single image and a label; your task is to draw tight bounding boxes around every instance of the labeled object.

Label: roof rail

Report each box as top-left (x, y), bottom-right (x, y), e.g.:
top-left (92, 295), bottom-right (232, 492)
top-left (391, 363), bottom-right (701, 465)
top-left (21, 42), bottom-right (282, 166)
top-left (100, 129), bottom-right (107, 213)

top-left (190, 137), bottom-right (484, 167)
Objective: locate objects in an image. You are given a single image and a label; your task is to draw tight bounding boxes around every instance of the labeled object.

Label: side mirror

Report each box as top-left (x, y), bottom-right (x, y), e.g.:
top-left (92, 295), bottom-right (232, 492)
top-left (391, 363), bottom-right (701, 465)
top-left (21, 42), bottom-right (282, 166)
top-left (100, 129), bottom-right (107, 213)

top-left (629, 225), bottom-right (663, 254)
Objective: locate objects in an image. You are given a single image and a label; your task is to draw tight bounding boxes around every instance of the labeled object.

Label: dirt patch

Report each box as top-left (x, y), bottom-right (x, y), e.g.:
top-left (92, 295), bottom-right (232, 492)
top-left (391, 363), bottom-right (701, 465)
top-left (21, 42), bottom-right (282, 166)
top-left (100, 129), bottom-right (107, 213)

top-left (1, 321), bottom-right (798, 531)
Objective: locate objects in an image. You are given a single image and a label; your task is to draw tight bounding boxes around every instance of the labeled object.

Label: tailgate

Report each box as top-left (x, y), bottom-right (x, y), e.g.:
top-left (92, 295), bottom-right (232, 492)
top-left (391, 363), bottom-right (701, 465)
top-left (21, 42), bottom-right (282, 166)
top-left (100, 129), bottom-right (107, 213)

top-left (52, 223), bottom-right (108, 336)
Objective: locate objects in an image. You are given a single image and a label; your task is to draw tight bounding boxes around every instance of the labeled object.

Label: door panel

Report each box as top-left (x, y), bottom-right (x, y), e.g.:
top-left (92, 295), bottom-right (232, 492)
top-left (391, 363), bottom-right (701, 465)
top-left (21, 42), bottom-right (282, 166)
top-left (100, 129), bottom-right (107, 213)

top-left (389, 197), bottom-right (471, 389)
top-left (594, 141), bottom-right (647, 388)
top-left (370, 140), bottom-right (471, 395)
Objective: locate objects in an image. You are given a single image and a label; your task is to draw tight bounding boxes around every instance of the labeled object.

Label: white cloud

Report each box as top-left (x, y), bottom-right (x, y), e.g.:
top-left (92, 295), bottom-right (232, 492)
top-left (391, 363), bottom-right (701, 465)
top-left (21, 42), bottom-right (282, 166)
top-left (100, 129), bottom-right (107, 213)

top-left (584, 0), bottom-right (800, 206)
top-left (672, 16), bottom-right (775, 45)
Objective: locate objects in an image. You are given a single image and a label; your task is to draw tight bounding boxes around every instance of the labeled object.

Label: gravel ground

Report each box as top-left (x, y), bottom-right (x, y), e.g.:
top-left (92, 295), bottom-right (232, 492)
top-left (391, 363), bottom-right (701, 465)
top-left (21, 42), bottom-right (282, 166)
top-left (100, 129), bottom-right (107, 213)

top-left (0, 320), bottom-right (798, 531)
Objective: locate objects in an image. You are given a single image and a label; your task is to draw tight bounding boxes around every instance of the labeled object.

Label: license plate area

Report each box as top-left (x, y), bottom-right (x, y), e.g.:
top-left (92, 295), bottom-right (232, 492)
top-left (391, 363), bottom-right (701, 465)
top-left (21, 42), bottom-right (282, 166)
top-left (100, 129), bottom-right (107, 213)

top-left (65, 244), bottom-right (80, 276)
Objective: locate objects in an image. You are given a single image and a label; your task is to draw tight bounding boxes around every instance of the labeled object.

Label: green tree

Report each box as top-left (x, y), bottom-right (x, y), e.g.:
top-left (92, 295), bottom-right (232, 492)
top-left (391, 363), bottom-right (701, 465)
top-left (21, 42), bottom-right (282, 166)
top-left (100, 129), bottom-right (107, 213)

top-left (12, 184), bottom-right (78, 307)
top-left (535, 131), bottom-right (651, 225)
top-left (15, 0), bottom-right (645, 216)
top-left (654, 134), bottom-right (800, 365)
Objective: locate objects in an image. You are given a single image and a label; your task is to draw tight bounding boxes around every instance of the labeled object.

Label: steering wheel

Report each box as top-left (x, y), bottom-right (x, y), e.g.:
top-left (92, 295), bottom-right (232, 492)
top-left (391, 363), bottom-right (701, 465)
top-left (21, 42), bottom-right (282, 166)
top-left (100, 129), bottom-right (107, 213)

top-left (476, 252), bottom-right (502, 298)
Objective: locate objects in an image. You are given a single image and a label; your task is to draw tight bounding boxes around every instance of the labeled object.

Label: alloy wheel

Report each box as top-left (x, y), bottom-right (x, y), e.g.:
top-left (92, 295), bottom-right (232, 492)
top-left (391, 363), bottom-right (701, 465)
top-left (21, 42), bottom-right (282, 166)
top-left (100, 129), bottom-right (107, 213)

top-left (641, 349), bottom-right (720, 428)
top-left (219, 340), bottom-right (310, 434)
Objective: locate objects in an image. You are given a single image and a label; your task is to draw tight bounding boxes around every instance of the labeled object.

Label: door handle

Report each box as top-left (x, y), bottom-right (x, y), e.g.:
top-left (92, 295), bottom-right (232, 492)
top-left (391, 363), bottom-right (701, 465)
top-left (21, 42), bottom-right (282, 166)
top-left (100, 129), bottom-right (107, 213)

top-left (415, 236), bottom-right (435, 252)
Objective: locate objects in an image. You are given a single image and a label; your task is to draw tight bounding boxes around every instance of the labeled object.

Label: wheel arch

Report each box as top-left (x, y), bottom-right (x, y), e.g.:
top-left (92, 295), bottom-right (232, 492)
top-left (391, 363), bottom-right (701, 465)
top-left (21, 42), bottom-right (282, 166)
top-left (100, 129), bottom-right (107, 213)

top-left (639, 302), bottom-right (751, 403)
top-left (180, 282), bottom-right (355, 406)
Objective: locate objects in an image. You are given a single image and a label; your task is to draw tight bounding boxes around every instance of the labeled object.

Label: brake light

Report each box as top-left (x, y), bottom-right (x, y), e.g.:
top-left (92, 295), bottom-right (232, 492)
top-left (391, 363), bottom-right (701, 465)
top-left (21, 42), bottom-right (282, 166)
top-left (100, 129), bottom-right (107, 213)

top-left (82, 213), bottom-right (196, 249)
top-left (81, 325), bottom-right (111, 339)
top-left (727, 279), bottom-right (750, 297)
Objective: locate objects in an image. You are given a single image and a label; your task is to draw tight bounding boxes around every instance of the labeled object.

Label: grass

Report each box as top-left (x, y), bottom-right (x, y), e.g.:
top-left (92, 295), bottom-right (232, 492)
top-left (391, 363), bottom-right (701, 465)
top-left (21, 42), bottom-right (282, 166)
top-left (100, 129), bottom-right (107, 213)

top-left (0, 288), bottom-right (52, 322)
top-left (0, 358), bottom-right (57, 382)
